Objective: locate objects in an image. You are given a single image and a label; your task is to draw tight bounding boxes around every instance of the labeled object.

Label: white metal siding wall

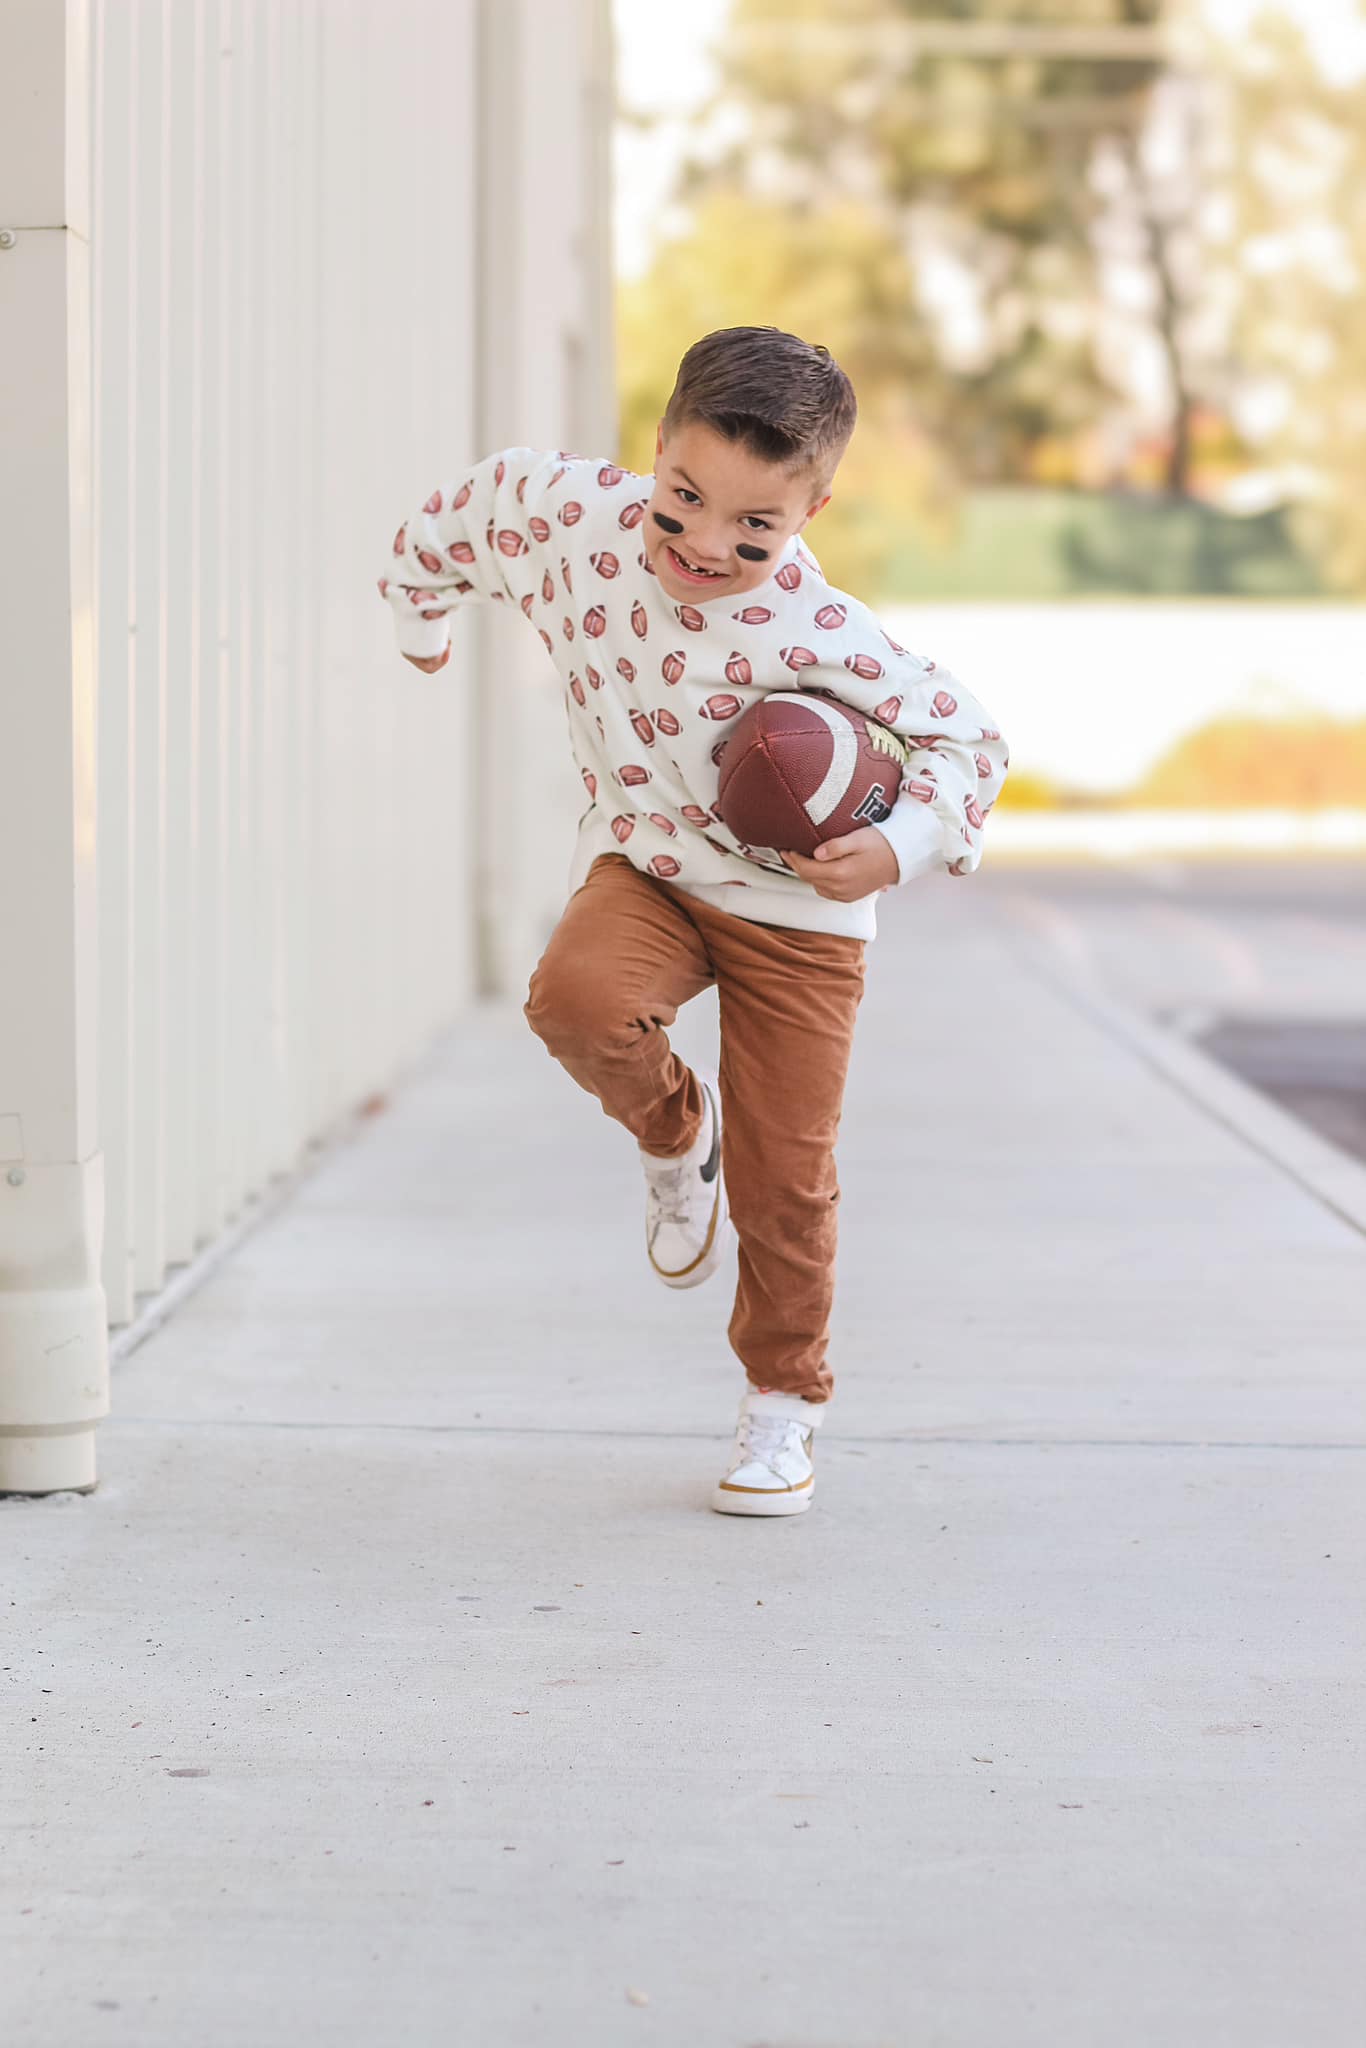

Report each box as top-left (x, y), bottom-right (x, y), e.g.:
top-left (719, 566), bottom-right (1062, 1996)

top-left (84, 0), bottom-right (617, 1331)
top-left (89, 0), bottom-right (489, 1324)
top-left (0, 0), bottom-right (612, 1488)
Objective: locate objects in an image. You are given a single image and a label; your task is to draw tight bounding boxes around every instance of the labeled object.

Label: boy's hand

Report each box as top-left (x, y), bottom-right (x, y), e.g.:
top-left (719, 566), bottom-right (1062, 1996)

top-left (782, 828), bottom-right (899, 901)
top-left (403, 648), bottom-right (450, 674)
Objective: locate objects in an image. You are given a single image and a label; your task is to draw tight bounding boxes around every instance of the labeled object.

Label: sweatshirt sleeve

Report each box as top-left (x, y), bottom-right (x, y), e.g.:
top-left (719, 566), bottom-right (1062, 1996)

top-left (796, 620), bottom-right (1010, 882)
top-left (377, 446), bottom-right (569, 660)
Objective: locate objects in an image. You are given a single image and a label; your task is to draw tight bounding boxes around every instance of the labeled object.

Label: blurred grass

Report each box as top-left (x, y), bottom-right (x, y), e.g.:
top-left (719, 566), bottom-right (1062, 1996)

top-left (1128, 713), bottom-right (1366, 808)
top-left (995, 714), bottom-right (1366, 811)
top-left (881, 488), bottom-right (1327, 601)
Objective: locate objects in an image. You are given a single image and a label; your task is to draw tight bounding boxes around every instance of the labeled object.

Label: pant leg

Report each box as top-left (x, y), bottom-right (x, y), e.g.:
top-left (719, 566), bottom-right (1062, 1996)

top-left (524, 854), bottom-right (716, 1156)
top-left (688, 902), bottom-right (867, 1404)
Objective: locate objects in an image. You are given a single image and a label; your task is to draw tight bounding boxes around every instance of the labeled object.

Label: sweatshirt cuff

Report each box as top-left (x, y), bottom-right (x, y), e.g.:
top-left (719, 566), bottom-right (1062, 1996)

top-left (870, 800), bottom-right (944, 884)
top-left (392, 607), bottom-right (452, 661)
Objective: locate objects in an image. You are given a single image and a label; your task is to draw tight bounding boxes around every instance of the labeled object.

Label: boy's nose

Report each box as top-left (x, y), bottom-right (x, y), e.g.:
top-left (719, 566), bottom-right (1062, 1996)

top-left (686, 532), bottom-right (730, 566)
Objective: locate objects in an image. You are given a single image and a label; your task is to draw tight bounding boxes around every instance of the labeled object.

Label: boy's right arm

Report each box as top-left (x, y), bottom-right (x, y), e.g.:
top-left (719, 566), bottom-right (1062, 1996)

top-left (377, 446), bottom-right (566, 668)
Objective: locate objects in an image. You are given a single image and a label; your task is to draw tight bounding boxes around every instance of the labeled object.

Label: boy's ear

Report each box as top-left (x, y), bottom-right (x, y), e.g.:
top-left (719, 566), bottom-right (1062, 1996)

top-left (655, 423), bottom-right (664, 459)
top-left (799, 493), bottom-right (832, 528)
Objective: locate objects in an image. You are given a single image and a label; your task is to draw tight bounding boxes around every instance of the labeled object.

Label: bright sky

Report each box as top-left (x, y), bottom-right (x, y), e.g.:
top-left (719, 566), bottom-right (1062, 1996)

top-left (612, 0), bottom-right (735, 280)
top-left (1201, 0), bottom-right (1366, 82)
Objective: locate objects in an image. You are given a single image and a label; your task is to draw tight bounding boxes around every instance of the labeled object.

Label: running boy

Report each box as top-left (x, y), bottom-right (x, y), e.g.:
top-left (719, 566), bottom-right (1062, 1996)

top-left (378, 326), bottom-right (1009, 1517)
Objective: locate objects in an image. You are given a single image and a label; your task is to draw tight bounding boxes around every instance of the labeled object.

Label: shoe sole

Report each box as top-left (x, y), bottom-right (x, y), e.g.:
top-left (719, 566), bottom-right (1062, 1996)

top-left (711, 1480), bottom-right (814, 1517)
top-left (649, 1074), bottom-right (733, 1290)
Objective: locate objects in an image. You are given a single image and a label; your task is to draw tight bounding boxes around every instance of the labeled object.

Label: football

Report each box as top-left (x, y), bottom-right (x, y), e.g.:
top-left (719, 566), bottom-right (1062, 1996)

top-left (715, 691), bottom-right (907, 857)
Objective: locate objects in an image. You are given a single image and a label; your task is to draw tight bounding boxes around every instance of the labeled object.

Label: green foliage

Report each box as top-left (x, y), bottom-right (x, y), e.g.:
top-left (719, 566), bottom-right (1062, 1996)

top-left (878, 487), bottom-right (1327, 600)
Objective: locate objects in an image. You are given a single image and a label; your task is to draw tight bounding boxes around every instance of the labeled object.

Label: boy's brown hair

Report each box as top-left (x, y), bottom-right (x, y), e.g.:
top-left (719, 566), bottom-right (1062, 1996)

top-left (662, 327), bottom-right (857, 495)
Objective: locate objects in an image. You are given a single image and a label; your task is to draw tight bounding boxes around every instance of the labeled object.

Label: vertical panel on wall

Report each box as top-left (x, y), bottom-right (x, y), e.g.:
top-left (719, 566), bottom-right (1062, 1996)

top-left (233, 0), bottom-right (265, 1214)
top-left (436, 2), bottom-right (482, 1032)
top-left (258, 0), bottom-right (286, 1175)
top-left (282, 4), bottom-right (313, 1155)
top-left (307, 0), bottom-right (336, 1139)
top-left (222, 0), bottom-right (246, 1216)
top-left (379, 0), bottom-right (402, 1093)
top-left (289, 1), bottom-right (321, 1144)
top-left (368, 0), bottom-right (391, 1080)
top-left (316, 0), bottom-right (358, 1123)
top-left (93, 0), bottom-right (138, 1325)
top-left (211, 0), bottom-right (241, 1228)
top-left (394, 0), bottom-right (433, 1074)
top-left (320, 0), bottom-right (347, 1117)
top-left (130, 0), bottom-right (168, 1294)
top-left (390, 1), bottom-right (417, 1077)
top-left (162, 0), bottom-right (200, 1264)
top-left (192, 0), bottom-right (226, 1248)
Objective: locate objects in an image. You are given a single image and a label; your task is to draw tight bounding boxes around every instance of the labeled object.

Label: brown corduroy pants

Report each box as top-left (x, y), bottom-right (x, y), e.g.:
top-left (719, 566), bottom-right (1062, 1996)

top-left (523, 853), bottom-right (867, 1403)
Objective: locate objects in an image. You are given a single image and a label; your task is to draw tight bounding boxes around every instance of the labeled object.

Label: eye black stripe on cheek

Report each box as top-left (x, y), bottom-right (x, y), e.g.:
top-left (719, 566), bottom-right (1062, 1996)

top-left (736, 543), bottom-right (770, 561)
top-left (652, 512), bottom-right (684, 535)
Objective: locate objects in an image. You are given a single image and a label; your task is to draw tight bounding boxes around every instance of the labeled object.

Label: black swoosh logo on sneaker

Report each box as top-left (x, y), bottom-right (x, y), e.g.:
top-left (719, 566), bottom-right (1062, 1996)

top-left (699, 1084), bottom-right (721, 1184)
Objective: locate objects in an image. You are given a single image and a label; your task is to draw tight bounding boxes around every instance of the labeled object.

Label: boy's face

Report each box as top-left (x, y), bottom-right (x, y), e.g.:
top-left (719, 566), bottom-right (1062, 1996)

top-left (645, 420), bottom-right (832, 603)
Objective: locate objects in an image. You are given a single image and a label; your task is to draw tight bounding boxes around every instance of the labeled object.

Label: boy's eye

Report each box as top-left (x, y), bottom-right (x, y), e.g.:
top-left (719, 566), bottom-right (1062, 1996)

top-left (674, 486), bottom-right (770, 531)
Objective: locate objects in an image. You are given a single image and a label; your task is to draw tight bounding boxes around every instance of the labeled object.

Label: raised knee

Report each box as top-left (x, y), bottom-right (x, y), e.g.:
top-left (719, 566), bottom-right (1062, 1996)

top-left (525, 959), bottom-right (625, 1055)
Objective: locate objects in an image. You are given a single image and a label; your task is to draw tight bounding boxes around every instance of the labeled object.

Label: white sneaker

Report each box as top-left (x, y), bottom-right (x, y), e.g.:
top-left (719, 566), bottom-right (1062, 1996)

top-left (712, 1388), bottom-right (822, 1517)
top-left (641, 1069), bottom-right (733, 1288)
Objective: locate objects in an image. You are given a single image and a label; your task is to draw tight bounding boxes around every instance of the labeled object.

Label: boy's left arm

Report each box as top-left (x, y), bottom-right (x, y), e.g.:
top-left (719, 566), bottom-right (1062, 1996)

top-left (782, 627), bottom-right (1010, 903)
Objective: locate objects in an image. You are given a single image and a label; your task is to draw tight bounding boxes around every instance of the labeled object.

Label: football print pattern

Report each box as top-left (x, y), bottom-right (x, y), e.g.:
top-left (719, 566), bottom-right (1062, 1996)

top-left (378, 445), bottom-right (1009, 932)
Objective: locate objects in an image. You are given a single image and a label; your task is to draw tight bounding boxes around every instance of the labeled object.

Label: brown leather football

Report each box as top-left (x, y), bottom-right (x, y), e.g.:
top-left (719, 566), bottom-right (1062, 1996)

top-left (715, 691), bottom-right (906, 856)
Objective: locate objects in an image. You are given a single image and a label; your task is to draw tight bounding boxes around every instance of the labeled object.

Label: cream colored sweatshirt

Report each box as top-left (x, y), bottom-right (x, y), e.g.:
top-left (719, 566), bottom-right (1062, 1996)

top-left (379, 448), bottom-right (1010, 940)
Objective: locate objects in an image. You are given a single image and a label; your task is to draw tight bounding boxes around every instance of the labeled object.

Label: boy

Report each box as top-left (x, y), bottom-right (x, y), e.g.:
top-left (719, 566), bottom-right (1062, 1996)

top-left (379, 326), bottom-right (1008, 1518)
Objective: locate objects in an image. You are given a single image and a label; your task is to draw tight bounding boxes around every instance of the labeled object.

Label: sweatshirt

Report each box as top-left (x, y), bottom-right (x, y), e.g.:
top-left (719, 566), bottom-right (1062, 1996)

top-left (378, 448), bottom-right (1010, 940)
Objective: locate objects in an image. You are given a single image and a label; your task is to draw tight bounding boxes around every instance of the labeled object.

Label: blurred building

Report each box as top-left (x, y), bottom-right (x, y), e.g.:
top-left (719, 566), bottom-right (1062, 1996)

top-left (0, 0), bottom-right (614, 1491)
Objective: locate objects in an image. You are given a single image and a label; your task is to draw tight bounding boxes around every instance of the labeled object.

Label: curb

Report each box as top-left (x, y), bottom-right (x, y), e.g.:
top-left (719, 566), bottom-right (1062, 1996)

top-left (995, 913), bottom-right (1366, 1243)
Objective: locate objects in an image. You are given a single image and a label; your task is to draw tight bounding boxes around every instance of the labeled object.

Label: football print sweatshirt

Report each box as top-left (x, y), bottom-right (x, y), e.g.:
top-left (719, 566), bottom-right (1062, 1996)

top-left (379, 448), bottom-right (1010, 941)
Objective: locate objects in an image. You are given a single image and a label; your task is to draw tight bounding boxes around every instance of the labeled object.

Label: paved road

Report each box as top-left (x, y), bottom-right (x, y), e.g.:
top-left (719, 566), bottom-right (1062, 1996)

top-left (981, 856), bottom-right (1366, 1159)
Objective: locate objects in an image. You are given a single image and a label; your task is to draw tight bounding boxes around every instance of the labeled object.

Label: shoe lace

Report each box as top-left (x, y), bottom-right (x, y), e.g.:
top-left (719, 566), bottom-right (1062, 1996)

top-left (644, 1158), bottom-right (696, 1232)
top-left (739, 1410), bottom-right (805, 1467)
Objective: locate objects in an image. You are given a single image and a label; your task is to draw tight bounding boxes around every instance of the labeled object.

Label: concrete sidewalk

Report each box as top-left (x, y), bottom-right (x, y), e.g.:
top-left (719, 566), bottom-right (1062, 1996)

top-left (7, 876), bottom-right (1365, 2047)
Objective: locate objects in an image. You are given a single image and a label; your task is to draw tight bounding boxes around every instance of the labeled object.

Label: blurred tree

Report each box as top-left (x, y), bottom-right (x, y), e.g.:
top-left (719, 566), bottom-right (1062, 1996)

top-left (659, 1), bottom-right (1220, 492)
top-left (619, 2), bottom-right (1335, 598)
top-left (1210, 8), bottom-right (1366, 593)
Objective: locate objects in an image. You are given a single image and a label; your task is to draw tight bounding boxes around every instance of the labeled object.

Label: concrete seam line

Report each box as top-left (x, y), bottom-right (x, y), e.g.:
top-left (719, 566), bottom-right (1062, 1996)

top-left (97, 1418), bottom-right (1366, 1450)
top-left (994, 914), bottom-right (1366, 1242)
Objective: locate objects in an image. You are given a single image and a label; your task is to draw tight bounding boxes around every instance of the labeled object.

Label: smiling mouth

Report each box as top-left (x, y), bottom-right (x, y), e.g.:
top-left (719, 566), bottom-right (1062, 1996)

top-left (666, 544), bottom-right (727, 583)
